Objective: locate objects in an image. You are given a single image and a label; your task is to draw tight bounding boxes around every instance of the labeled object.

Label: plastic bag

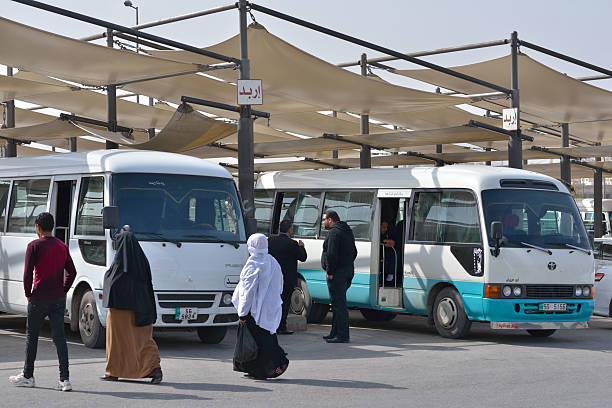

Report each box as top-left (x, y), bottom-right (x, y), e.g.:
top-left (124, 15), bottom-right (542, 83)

top-left (234, 323), bottom-right (258, 364)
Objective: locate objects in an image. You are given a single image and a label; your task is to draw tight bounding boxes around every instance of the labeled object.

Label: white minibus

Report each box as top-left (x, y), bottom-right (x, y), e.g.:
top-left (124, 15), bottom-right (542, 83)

top-left (0, 150), bottom-right (248, 347)
top-left (255, 166), bottom-right (594, 338)
top-left (575, 198), bottom-right (612, 236)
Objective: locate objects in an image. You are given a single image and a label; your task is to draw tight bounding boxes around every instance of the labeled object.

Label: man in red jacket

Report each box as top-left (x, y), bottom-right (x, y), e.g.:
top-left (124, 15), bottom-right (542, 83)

top-left (8, 212), bottom-right (77, 391)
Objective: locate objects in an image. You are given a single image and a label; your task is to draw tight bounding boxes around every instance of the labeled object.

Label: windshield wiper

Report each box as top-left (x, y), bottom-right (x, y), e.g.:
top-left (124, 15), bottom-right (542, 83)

top-left (183, 234), bottom-right (241, 249)
top-left (507, 239), bottom-right (552, 255)
top-left (133, 231), bottom-right (182, 248)
top-left (561, 243), bottom-right (591, 255)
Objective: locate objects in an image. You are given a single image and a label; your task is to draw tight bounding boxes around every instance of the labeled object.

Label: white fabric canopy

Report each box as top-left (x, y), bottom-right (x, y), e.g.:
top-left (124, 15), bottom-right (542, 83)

top-left (0, 17), bottom-right (202, 87)
top-left (0, 74), bottom-right (71, 102)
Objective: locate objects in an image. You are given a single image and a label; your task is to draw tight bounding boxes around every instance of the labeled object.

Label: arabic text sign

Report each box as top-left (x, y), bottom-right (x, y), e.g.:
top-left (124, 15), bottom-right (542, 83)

top-left (502, 108), bottom-right (518, 131)
top-left (237, 79), bottom-right (263, 105)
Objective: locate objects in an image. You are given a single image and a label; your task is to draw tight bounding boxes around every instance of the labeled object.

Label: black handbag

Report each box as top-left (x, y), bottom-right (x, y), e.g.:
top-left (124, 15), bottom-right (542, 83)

top-left (234, 323), bottom-right (258, 364)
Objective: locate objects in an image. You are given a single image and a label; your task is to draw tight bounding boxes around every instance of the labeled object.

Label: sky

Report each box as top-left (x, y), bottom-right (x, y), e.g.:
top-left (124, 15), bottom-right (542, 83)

top-left (3, 0), bottom-right (612, 92)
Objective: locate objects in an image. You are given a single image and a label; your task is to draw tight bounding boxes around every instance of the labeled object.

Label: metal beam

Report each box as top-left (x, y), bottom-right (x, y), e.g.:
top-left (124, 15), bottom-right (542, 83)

top-left (112, 32), bottom-right (172, 50)
top-left (520, 40), bottom-right (612, 78)
top-left (248, 3), bottom-right (512, 95)
top-left (530, 145), bottom-right (612, 175)
top-left (81, 4), bottom-right (238, 42)
top-left (468, 120), bottom-right (534, 142)
top-left (13, 0), bottom-right (240, 64)
top-left (337, 39), bottom-right (508, 67)
top-left (508, 31), bottom-right (522, 169)
top-left (181, 96), bottom-right (270, 119)
top-left (60, 113), bottom-right (132, 134)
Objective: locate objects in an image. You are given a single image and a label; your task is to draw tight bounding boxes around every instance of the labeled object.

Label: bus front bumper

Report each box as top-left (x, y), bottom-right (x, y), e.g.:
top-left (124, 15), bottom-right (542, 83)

top-left (490, 321), bottom-right (589, 330)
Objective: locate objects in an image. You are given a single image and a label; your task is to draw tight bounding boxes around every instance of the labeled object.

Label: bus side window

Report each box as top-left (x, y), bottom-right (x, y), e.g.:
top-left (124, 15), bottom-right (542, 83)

top-left (75, 176), bottom-right (106, 267)
top-left (254, 190), bottom-right (275, 236)
top-left (0, 180), bottom-right (10, 232)
top-left (321, 191), bottom-right (374, 241)
top-left (7, 179), bottom-right (50, 234)
top-left (277, 191), bottom-right (321, 238)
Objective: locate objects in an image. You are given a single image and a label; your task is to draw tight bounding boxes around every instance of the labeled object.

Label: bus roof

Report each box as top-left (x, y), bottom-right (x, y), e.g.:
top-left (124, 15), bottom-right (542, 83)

top-left (255, 165), bottom-right (569, 193)
top-left (0, 150), bottom-right (232, 179)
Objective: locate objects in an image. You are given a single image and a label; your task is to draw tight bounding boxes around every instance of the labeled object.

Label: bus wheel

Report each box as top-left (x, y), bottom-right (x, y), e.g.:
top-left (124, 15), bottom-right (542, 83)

top-left (360, 309), bottom-right (396, 322)
top-left (296, 278), bottom-right (329, 323)
top-left (433, 287), bottom-right (471, 339)
top-left (197, 326), bottom-right (228, 344)
top-left (527, 329), bottom-right (556, 337)
top-left (79, 291), bottom-right (105, 348)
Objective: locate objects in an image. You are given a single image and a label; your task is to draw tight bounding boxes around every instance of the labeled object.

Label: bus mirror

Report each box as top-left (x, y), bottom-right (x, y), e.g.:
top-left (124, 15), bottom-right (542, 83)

top-left (102, 206), bottom-right (119, 229)
top-left (246, 217), bottom-right (257, 237)
top-left (491, 221), bottom-right (503, 241)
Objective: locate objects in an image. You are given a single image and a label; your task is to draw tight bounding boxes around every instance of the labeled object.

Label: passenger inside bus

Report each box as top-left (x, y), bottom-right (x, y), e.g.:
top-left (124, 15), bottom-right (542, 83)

top-left (379, 198), bottom-right (406, 287)
top-left (380, 220), bottom-right (397, 285)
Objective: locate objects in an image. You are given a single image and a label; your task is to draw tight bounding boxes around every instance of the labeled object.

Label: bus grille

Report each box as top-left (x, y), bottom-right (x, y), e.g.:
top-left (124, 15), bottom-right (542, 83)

top-left (157, 293), bottom-right (216, 309)
top-left (525, 285), bottom-right (575, 298)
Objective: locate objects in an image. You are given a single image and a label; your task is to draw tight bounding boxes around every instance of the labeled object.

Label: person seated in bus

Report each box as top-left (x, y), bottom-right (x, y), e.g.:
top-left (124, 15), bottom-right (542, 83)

top-left (380, 220), bottom-right (396, 284)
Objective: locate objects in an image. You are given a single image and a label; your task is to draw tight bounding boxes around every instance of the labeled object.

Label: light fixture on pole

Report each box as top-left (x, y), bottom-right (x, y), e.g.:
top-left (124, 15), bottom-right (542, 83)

top-left (124, 0), bottom-right (140, 104)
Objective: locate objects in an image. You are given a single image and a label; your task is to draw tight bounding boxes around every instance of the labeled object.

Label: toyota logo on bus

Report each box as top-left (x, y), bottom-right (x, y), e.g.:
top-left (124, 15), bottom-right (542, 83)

top-left (547, 261), bottom-right (557, 271)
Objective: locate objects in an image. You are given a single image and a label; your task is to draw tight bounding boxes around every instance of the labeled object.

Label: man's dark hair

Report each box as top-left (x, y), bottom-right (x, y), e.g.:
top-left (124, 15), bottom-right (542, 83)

top-left (279, 219), bottom-right (293, 233)
top-left (324, 210), bottom-right (340, 223)
top-left (35, 212), bottom-right (54, 232)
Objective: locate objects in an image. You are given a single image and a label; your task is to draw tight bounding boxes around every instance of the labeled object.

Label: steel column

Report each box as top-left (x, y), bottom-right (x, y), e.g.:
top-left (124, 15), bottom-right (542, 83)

top-left (594, 167), bottom-right (603, 238)
top-left (508, 31), bottom-right (522, 168)
top-left (69, 137), bottom-right (77, 152)
top-left (4, 67), bottom-right (17, 157)
top-left (359, 54), bottom-right (371, 168)
top-left (148, 97), bottom-right (155, 139)
top-left (106, 29), bottom-right (119, 149)
top-left (560, 123), bottom-right (571, 184)
top-left (238, 0), bottom-right (255, 232)
top-left (331, 111), bottom-right (338, 159)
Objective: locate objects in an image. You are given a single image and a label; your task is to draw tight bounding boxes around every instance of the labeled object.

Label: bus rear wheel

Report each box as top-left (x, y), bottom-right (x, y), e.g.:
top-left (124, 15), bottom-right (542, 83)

top-left (293, 278), bottom-right (329, 323)
top-left (79, 291), bottom-right (105, 348)
top-left (360, 309), bottom-right (396, 321)
top-left (527, 329), bottom-right (556, 337)
top-left (432, 287), bottom-right (471, 339)
top-left (197, 326), bottom-right (228, 344)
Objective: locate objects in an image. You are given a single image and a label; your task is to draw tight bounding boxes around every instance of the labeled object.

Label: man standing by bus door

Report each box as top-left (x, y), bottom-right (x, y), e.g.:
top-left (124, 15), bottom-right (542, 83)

top-left (321, 210), bottom-right (357, 343)
top-left (9, 212), bottom-right (77, 391)
top-left (268, 220), bottom-right (307, 334)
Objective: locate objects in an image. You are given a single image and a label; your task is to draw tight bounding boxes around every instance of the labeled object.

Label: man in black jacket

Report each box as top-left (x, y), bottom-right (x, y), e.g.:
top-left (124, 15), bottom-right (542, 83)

top-left (321, 210), bottom-right (357, 343)
top-left (268, 220), bottom-right (307, 334)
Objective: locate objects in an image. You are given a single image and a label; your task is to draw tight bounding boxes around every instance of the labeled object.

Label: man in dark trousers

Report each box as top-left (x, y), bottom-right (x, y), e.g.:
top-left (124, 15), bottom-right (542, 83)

top-left (321, 210), bottom-right (357, 343)
top-left (9, 212), bottom-right (77, 391)
top-left (268, 220), bottom-right (307, 334)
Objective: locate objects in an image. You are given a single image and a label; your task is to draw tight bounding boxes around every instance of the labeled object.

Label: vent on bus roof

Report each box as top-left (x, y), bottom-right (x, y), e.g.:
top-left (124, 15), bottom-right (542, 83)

top-left (500, 179), bottom-right (558, 191)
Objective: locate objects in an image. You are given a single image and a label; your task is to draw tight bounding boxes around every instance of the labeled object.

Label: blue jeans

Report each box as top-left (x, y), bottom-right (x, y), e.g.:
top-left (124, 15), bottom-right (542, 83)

top-left (24, 298), bottom-right (69, 381)
top-left (326, 266), bottom-right (353, 340)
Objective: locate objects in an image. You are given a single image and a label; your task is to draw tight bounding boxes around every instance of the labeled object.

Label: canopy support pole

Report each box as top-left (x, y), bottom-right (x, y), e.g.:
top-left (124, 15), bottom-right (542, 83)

top-left (560, 123), bottom-right (571, 184)
top-left (360, 53), bottom-right (371, 169)
top-left (148, 97), bottom-right (155, 139)
top-left (106, 29), bottom-right (119, 149)
top-left (3, 67), bottom-right (17, 157)
top-left (238, 0), bottom-right (255, 235)
top-left (69, 137), bottom-right (77, 152)
top-left (594, 160), bottom-right (603, 238)
top-left (331, 111), bottom-right (338, 159)
top-left (435, 144), bottom-right (443, 167)
top-left (508, 31), bottom-right (522, 168)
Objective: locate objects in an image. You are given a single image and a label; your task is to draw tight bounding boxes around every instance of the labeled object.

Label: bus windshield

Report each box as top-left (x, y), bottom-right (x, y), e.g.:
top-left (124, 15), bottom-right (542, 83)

top-left (482, 189), bottom-right (589, 250)
top-left (113, 173), bottom-right (246, 244)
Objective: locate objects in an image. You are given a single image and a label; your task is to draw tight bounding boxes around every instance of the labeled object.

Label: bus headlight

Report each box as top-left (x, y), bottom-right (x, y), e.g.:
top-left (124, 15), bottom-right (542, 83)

top-left (502, 286), bottom-right (512, 297)
top-left (512, 286), bottom-right (522, 297)
top-left (221, 293), bottom-right (233, 306)
top-left (575, 286), bottom-right (583, 297)
top-left (582, 286), bottom-right (591, 297)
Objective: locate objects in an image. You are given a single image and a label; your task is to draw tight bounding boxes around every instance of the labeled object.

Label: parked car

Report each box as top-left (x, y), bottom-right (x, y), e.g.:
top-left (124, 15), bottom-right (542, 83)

top-left (593, 238), bottom-right (612, 317)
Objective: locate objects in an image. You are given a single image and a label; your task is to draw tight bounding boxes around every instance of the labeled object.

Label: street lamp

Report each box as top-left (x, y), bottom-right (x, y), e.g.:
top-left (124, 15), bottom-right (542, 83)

top-left (124, 1), bottom-right (140, 104)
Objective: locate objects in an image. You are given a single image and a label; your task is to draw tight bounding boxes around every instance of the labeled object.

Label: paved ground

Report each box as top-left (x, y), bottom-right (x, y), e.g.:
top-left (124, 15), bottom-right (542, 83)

top-left (0, 311), bottom-right (611, 408)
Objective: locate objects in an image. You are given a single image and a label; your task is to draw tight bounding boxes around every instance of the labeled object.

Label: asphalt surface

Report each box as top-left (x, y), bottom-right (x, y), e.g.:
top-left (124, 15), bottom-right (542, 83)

top-left (1, 311), bottom-right (611, 408)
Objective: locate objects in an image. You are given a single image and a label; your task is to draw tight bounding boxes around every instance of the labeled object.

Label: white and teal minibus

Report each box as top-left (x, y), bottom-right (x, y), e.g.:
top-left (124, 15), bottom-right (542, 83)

top-left (254, 166), bottom-right (594, 338)
top-left (0, 150), bottom-right (248, 347)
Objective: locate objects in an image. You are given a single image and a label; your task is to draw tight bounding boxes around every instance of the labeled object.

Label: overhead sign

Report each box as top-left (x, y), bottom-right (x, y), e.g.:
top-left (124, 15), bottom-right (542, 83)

top-left (502, 107), bottom-right (518, 131)
top-left (237, 79), bottom-right (263, 105)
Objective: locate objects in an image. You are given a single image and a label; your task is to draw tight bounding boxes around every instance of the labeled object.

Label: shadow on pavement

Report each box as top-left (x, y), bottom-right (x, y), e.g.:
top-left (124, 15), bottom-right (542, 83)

top-left (277, 378), bottom-right (407, 390)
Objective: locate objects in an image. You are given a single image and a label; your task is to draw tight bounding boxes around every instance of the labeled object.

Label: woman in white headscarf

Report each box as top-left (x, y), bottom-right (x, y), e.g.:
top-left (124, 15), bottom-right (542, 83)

top-left (232, 233), bottom-right (289, 379)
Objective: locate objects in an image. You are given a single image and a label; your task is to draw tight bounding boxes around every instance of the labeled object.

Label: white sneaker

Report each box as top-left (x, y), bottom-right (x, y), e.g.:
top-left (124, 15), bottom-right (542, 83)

top-left (8, 372), bottom-right (35, 387)
top-left (57, 379), bottom-right (72, 392)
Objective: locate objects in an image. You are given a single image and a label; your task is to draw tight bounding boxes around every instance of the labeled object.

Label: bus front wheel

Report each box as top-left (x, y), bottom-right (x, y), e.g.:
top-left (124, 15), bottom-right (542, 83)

top-left (78, 291), bottom-right (105, 348)
top-left (360, 309), bottom-right (396, 322)
top-left (294, 278), bottom-right (329, 323)
top-left (432, 287), bottom-right (471, 339)
top-left (197, 326), bottom-right (228, 344)
top-left (527, 329), bottom-right (556, 337)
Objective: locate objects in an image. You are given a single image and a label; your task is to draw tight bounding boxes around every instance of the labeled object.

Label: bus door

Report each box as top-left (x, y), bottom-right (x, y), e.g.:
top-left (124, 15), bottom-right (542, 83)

top-left (375, 189), bottom-right (411, 309)
top-left (52, 178), bottom-right (76, 244)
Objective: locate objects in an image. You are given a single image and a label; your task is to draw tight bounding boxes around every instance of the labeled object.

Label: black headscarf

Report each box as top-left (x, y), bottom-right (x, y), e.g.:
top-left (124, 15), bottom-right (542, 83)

top-left (103, 230), bottom-right (157, 326)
